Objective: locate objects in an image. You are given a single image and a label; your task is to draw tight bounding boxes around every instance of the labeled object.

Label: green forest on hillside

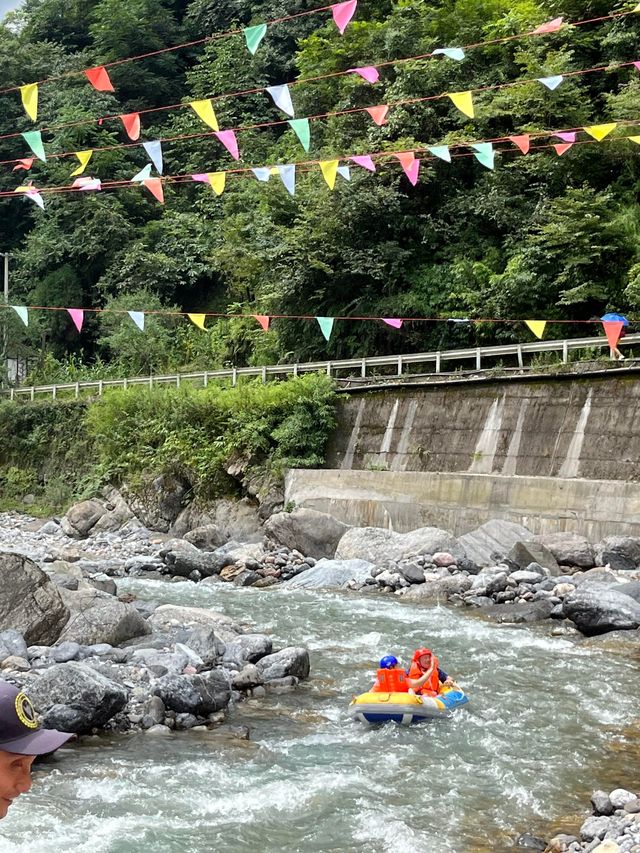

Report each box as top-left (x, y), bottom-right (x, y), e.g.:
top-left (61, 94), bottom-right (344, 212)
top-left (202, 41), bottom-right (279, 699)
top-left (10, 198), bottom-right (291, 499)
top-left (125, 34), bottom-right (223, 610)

top-left (1, 0), bottom-right (639, 379)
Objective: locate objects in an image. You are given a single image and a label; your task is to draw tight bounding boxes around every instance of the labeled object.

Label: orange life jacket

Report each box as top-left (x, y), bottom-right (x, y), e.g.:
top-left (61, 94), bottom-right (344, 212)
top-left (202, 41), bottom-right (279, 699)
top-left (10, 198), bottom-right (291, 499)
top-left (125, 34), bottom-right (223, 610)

top-left (371, 668), bottom-right (409, 693)
top-left (408, 653), bottom-right (441, 696)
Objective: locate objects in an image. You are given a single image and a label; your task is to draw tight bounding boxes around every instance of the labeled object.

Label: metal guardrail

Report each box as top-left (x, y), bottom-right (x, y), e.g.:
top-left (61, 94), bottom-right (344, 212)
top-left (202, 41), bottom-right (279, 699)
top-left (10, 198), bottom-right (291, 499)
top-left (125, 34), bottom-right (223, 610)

top-left (4, 333), bottom-right (639, 401)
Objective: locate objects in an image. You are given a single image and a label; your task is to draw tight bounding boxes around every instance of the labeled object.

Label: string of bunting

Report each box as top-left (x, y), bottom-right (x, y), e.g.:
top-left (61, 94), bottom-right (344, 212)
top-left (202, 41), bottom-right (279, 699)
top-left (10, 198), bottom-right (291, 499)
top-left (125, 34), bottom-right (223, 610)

top-left (1, 304), bottom-right (630, 348)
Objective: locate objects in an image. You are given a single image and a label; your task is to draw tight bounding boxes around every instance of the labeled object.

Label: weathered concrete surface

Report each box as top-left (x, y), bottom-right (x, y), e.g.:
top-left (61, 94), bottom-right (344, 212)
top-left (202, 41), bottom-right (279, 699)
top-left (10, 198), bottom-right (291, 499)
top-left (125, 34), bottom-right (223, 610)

top-left (327, 376), bottom-right (640, 481)
top-left (285, 469), bottom-right (640, 540)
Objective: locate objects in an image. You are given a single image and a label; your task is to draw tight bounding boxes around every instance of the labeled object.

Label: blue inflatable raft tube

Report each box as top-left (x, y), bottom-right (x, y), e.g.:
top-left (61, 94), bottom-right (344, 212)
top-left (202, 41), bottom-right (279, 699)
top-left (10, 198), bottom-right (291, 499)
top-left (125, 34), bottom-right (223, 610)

top-left (348, 686), bottom-right (469, 725)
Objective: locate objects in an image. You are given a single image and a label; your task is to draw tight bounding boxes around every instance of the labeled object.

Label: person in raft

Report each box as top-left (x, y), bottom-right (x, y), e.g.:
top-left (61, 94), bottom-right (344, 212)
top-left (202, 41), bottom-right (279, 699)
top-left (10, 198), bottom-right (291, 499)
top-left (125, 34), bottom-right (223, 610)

top-left (371, 650), bottom-right (454, 698)
top-left (0, 681), bottom-right (73, 821)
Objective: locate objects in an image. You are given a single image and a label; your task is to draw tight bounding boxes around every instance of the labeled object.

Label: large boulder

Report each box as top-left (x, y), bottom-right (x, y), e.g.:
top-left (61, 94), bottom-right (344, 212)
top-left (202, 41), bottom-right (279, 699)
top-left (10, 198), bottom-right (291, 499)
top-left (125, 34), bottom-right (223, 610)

top-left (90, 487), bottom-right (138, 534)
top-left (564, 587), bottom-right (640, 635)
top-left (506, 541), bottom-right (560, 576)
top-left (281, 559), bottom-right (374, 590)
top-left (121, 473), bottom-right (190, 533)
top-left (336, 526), bottom-right (464, 563)
top-left (153, 669), bottom-right (231, 715)
top-left (0, 553), bottom-right (69, 645)
top-left (147, 605), bottom-right (242, 643)
top-left (20, 661), bottom-right (128, 733)
top-left (159, 539), bottom-right (228, 578)
top-left (170, 498), bottom-right (262, 542)
top-left (56, 589), bottom-right (151, 646)
top-left (265, 509), bottom-right (351, 560)
top-left (184, 525), bottom-right (227, 551)
top-left (595, 536), bottom-right (640, 571)
top-left (532, 532), bottom-right (596, 570)
top-left (458, 520), bottom-right (533, 567)
top-left (482, 600), bottom-right (556, 624)
top-left (60, 499), bottom-right (107, 538)
top-left (403, 575), bottom-right (473, 601)
top-left (256, 648), bottom-right (310, 681)
top-left (223, 634), bottom-right (272, 666)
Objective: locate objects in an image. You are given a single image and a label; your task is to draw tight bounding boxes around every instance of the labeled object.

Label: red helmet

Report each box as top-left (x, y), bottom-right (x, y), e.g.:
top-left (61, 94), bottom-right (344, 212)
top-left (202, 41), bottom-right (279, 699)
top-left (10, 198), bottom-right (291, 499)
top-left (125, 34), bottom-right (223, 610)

top-left (412, 648), bottom-right (433, 669)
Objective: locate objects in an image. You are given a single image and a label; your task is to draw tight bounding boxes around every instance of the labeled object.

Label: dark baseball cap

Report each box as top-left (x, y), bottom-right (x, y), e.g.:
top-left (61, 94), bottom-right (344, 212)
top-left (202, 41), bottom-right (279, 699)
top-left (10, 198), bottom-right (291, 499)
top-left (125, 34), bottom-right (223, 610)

top-left (0, 682), bottom-right (73, 755)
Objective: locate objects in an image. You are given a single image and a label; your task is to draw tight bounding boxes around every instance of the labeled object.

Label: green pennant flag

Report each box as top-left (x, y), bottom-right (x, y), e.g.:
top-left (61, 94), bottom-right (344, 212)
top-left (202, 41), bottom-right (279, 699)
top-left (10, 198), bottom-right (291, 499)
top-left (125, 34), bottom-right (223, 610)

top-left (316, 317), bottom-right (334, 341)
top-left (21, 130), bottom-right (46, 162)
top-left (288, 118), bottom-right (311, 152)
top-left (244, 23), bottom-right (267, 55)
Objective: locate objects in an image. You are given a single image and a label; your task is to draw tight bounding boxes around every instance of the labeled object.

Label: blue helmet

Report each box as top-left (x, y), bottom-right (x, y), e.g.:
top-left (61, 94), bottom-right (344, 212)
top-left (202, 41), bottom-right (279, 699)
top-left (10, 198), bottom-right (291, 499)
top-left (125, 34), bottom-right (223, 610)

top-left (379, 655), bottom-right (398, 669)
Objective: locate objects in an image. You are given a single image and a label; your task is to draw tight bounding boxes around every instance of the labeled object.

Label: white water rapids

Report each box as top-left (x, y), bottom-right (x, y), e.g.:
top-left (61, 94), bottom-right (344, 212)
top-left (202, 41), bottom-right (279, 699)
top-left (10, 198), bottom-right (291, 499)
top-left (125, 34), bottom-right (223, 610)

top-left (2, 579), bottom-right (639, 853)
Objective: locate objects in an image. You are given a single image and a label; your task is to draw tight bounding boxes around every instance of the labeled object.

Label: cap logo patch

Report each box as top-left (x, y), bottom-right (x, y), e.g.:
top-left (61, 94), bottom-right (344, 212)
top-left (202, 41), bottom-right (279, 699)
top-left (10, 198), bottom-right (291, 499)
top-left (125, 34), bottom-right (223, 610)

top-left (15, 692), bottom-right (38, 730)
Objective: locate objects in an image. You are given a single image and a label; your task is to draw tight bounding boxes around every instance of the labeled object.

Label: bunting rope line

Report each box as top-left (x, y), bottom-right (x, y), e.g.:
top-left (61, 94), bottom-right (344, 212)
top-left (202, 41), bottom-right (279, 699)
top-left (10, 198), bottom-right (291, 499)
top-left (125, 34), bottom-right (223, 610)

top-left (2, 57), bottom-right (638, 171)
top-left (2, 129), bottom-right (639, 205)
top-left (1, 6), bottom-right (639, 148)
top-left (0, 4), bottom-right (637, 100)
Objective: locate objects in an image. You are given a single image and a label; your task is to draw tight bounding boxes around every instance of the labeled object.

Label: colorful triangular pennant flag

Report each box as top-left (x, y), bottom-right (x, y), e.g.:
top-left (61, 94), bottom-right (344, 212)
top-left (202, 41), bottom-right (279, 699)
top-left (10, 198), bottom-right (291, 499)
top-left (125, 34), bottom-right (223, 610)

top-left (20, 83), bottom-right (38, 121)
top-left (288, 118), bottom-right (311, 152)
top-left (128, 311), bottom-right (145, 331)
top-left (244, 23), bottom-right (267, 55)
top-left (121, 113), bottom-right (141, 141)
top-left (447, 91), bottom-right (474, 118)
top-left (471, 142), bottom-right (495, 169)
top-left (395, 152), bottom-right (420, 185)
top-left (142, 140), bottom-right (163, 174)
top-left (21, 131), bottom-right (45, 162)
top-left (337, 165), bottom-right (351, 181)
top-left (67, 308), bottom-right (84, 333)
top-left (331, 0), bottom-right (357, 34)
top-left (532, 16), bottom-right (564, 34)
top-left (277, 164), bottom-right (296, 195)
top-left (15, 184), bottom-right (44, 209)
top-left (555, 131), bottom-right (576, 143)
top-left (433, 48), bottom-right (465, 61)
top-left (85, 66), bottom-right (114, 92)
top-left (383, 318), bottom-right (403, 329)
top-left (143, 178), bottom-right (164, 203)
top-left (215, 130), bottom-right (239, 160)
top-left (207, 172), bottom-right (226, 196)
top-left (509, 135), bottom-right (530, 154)
top-left (583, 123), bottom-right (617, 142)
top-left (525, 320), bottom-right (547, 339)
top-left (602, 320), bottom-right (624, 350)
top-left (538, 75), bottom-right (564, 90)
top-left (553, 143), bottom-right (573, 156)
top-left (428, 145), bottom-right (451, 162)
top-left (72, 177), bottom-right (101, 191)
top-left (254, 315), bottom-right (270, 331)
top-left (366, 105), bottom-right (389, 125)
top-left (252, 167), bottom-right (271, 182)
top-left (11, 306), bottom-right (28, 327)
top-left (348, 66), bottom-right (379, 83)
top-left (317, 316), bottom-right (334, 341)
top-left (629, 136), bottom-right (640, 145)
top-left (13, 158), bottom-right (34, 172)
top-left (131, 163), bottom-right (152, 182)
top-left (266, 85), bottom-right (295, 117)
top-left (320, 160), bottom-right (340, 189)
top-left (351, 155), bottom-right (376, 171)
top-left (190, 100), bottom-right (219, 131)
top-left (70, 150), bottom-right (93, 177)
top-left (188, 313), bottom-right (207, 331)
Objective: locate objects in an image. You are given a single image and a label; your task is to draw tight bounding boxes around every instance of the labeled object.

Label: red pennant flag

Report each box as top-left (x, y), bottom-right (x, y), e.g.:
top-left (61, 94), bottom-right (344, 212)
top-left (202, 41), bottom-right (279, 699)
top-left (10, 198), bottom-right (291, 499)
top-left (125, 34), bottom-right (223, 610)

top-left (254, 315), bottom-right (270, 331)
top-left (13, 158), bottom-right (34, 171)
top-left (143, 178), bottom-right (164, 204)
top-left (84, 66), bottom-right (115, 92)
top-left (120, 113), bottom-right (141, 141)
top-left (366, 105), bottom-right (389, 126)
top-left (603, 320), bottom-right (624, 351)
top-left (509, 135), bottom-right (530, 154)
top-left (553, 143), bottom-right (573, 156)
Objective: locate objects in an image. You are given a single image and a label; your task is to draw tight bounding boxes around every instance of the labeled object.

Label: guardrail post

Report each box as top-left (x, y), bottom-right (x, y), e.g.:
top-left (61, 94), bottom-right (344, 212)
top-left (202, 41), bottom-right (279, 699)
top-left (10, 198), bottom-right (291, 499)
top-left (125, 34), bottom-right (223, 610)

top-left (203, 372), bottom-right (208, 388)
top-left (148, 376), bottom-right (153, 389)
top-left (30, 387), bottom-right (34, 402)
top-left (52, 385), bottom-right (56, 400)
top-left (517, 345), bottom-right (523, 368)
top-left (10, 388), bottom-right (14, 401)
top-left (397, 355), bottom-right (403, 377)
top-left (232, 368), bottom-right (237, 387)
top-left (326, 361), bottom-right (332, 376)
top-left (361, 359), bottom-right (366, 378)
top-left (562, 340), bottom-right (568, 364)
top-left (175, 375), bottom-right (180, 388)
top-left (123, 378), bottom-right (128, 390)
top-left (262, 366), bottom-right (267, 383)
top-left (98, 380), bottom-right (104, 396)
top-left (293, 364), bottom-right (298, 378)
top-left (435, 352), bottom-right (441, 374)
top-left (476, 348), bottom-right (482, 370)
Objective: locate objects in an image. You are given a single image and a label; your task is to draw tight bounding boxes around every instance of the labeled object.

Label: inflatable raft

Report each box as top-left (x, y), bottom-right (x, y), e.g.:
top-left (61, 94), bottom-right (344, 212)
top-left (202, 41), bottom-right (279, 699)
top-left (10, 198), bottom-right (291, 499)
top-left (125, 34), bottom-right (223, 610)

top-left (348, 686), bottom-right (469, 725)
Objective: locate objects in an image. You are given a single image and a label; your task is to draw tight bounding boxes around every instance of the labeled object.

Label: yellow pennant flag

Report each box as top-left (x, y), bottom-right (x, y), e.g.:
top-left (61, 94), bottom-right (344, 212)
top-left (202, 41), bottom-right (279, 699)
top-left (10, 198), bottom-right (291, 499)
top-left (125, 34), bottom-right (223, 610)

top-left (525, 320), bottom-right (547, 340)
top-left (207, 172), bottom-right (226, 196)
top-left (447, 91), bottom-right (474, 119)
top-left (629, 136), bottom-right (640, 145)
top-left (20, 83), bottom-right (38, 121)
top-left (188, 313), bottom-right (207, 331)
top-left (583, 123), bottom-right (617, 142)
top-left (190, 100), bottom-right (219, 131)
top-left (70, 150), bottom-right (93, 177)
top-left (319, 160), bottom-right (339, 190)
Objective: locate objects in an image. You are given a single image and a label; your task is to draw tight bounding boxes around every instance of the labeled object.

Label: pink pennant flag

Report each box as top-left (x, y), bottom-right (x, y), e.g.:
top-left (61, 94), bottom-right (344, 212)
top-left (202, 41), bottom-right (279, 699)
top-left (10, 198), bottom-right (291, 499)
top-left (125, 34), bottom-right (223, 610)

top-left (12, 158), bottom-right (34, 171)
top-left (254, 315), bottom-right (270, 331)
top-left (191, 174), bottom-right (210, 183)
top-left (532, 16), bottom-right (564, 34)
top-left (214, 130), bottom-right (240, 160)
top-left (509, 135), bottom-right (530, 154)
top-left (553, 143), bottom-right (573, 156)
top-left (634, 62), bottom-right (640, 72)
top-left (366, 105), bottom-right (389, 126)
top-left (394, 152), bottom-right (420, 185)
top-left (120, 113), bottom-right (141, 141)
top-left (143, 178), bottom-right (164, 203)
top-left (348, 66), bottom-right (379, 83)
top-left (555, 131), bottom-right (576, 143)
top-left (331, 0), bottom-right (357, 34)
top-left (382, 318), bottom-right (403, 329)
top-left (85, 66), bottom-right (115, 92)
top-left (351, 155), bottom-right (376, 172)
top-left (67, 309), bottom-right (84, 333)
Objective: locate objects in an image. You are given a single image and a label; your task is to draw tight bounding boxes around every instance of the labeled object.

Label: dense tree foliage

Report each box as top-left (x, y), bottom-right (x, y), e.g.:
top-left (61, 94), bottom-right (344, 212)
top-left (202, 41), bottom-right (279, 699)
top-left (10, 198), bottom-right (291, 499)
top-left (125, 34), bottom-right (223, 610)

top-left (1, 0), bottom-right (639, 377)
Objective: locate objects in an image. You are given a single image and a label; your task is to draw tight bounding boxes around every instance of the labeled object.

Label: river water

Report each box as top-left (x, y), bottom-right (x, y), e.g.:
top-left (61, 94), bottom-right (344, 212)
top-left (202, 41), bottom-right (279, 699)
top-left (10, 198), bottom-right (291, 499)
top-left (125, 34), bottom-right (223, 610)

top-left (2, 579), bottom-right (639, 853)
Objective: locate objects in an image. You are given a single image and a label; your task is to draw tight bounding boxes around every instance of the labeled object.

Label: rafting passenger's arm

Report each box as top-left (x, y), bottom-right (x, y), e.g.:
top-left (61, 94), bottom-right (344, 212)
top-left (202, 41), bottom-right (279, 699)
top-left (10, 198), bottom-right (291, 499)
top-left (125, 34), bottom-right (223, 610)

top-left (406, 671), bottom-right (432, 689)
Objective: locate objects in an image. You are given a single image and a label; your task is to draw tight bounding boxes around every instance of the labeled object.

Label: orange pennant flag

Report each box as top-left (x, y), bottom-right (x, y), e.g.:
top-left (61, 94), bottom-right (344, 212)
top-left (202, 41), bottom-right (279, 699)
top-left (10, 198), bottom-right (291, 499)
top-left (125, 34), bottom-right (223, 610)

top-left (509, 135), bottom-right (530, 154)
top-left (602, 320), bottom-right (624, 350)
top-left (254, 315), bottom-right (270, 331)
top-left (85, 66), bottom-right (115, 92)
top-left (120, 113), bottom-right (141, 141)
top-left (365, 105), bottom-right (389, 126)
top-left (142, 178), bottom-right (164, 203)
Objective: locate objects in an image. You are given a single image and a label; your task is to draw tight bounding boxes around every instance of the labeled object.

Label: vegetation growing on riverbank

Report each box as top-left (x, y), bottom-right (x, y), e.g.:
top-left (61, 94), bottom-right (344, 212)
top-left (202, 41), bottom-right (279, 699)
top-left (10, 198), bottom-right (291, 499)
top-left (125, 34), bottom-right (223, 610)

top-left (0, 374), bottom-right (337, 514)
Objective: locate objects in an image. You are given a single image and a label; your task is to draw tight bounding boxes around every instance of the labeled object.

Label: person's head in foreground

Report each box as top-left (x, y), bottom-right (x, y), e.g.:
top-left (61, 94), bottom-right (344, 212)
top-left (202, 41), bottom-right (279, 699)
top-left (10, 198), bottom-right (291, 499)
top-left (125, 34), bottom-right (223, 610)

top-left (412, 648), bottom-right (434, 671)
top-left (0, 681), bottom-right (73, 819)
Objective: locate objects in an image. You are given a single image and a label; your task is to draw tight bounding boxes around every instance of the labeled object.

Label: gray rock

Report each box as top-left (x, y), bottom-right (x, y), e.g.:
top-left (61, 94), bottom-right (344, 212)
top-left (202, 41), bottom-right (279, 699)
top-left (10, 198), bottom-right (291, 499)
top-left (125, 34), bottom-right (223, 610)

top-left (256, 647), bottom-right (310, 681)
top-left (509, 568), bottom-right (547, 585)
top-left (515, 833), bottom-right (546, 851)
top-left (56, 589), bottom-right (151, 647)
top-left (486, 572), bottom-right (509, 595)
top-left (507, 541), bottom-right (560, 575)
top-left (592, 791), bottom-right (615, 816)
top-left (336, 526), bottom-right (464, 564)
top-left (145, 724), bottom-right (172, 736)
top-left (564, 588), bottom-right (640, 635)
top-left (122, 473), bottom-right (189, 533)
top-left (159, 539), bottom-right (227, 579)
top-left (574, 569), bottom-right (620, 589)
top-left (142, 696), bottom-right (165, 726)
top-left (595, 537), bottom-right (640, 571)
top-left (533, 532), bottom-right (596, 570)
top-left (179, 626), bottom-right (225, 667)
top-left (397, 563), bottom-right (427, 585)
top-left (60, 499), bottom-right (107, 538)
top-left (623, 797), bottom-right (640, 813)
top-left (281, 558), bottom-right (374, 590)
top-left (609, 789), bottom-right (636, 810)
top-left (483, 600), bottom-right (555, 624)
top-left (616, 582), bottom-right (640, 603)
top-left (580, 815), bottom-right (611, 842)
top-left (458, 520), bottom-right (533, 567)
top-left (265, 508), bottom-right (350, 560)
top-left (403, 575), bottom-right (472, 601)
top-left (183, 524), bottom-right (227, 551)
top-left (52, 642), bottom-right (81, 663)
top-left (153, 669), bottom-right (231, 715)
top-left (233, 569), bottom-right (261, 587)
top-left (223, 634), bottom-right (272, 665)
top-left (1, 656), bottom-right (30, 672)
top-left (23, 661), bottom-right (128, 733)
top-left (232, 664), bottom-right (263, 690)
top-left (39, 521), bottom-right (61, 535)
top-left (264, 676), bottom-right (299, 693)
top-left (0, 553), bottom-right (70, 645)
top-left (0, 629), bottom-right (29, 660)
top-left (147, 605), bottom-right (241, 638)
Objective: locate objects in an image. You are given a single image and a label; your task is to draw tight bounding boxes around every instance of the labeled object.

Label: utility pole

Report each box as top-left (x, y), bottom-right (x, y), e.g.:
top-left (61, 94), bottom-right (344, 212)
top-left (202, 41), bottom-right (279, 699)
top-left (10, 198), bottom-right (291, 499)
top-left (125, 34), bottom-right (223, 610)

top-left (1, 253), bottom-right (8, 387)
